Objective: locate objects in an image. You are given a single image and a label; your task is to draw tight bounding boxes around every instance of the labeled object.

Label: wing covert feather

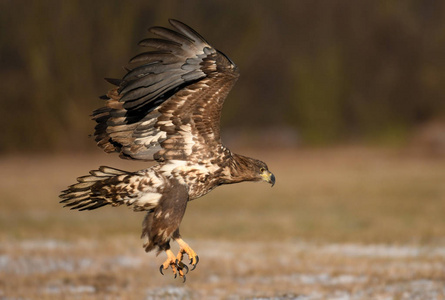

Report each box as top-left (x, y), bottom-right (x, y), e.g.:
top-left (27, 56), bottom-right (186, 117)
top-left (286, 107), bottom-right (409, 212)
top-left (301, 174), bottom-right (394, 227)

top-left (93, 19), bottom-right (239, 162)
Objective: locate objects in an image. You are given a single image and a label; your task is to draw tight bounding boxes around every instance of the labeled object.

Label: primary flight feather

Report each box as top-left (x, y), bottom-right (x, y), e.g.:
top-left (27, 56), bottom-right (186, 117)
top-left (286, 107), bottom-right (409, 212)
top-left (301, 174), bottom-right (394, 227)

top-left (60, 19), bottom-right (275, 281)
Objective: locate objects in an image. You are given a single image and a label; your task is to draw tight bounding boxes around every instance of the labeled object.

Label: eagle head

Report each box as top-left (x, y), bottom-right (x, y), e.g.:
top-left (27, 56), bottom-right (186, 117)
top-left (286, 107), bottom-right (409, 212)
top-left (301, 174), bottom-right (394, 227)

top-left (256, 160), bottom-right (276, 187)
top-left (229, 154), bottom-right (275, 187)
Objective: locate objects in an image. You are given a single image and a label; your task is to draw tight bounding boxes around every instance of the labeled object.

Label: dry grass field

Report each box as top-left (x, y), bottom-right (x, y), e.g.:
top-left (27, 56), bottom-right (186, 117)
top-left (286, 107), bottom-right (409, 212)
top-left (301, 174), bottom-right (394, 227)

top-left (0, 147), bottom-right (444, 299)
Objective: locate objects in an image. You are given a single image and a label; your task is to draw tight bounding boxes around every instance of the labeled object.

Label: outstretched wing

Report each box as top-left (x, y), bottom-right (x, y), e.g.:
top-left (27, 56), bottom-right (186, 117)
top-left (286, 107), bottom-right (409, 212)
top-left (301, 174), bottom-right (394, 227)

top-left (94, 19), bottom-right (239, 161)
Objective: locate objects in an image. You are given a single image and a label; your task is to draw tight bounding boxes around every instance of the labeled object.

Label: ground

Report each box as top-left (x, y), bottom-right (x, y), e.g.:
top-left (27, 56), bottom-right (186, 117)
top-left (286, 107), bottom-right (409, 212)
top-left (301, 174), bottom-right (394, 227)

top-left (0, 147), bottom-right (444, 299)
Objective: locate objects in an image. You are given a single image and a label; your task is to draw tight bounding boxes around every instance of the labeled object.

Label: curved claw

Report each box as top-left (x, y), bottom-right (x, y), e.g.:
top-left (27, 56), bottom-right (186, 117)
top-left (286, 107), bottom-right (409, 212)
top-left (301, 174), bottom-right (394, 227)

top-left (182, 275), bottom-right (186, 283)
top-left (175, 259), bottom-right (189, 274)
top-left (191, 255), bottom-right (199, 271)
top-left (159, 265), bottom-right (164, 276)
top-left (183, 263), bottom-right (189, 274)
top-left (175, 259), bottom-right (180, 270)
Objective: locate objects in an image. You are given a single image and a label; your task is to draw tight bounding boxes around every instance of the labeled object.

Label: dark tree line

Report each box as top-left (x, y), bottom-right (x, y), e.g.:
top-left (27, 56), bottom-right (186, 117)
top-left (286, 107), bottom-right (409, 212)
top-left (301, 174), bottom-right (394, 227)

top-left (1, 0), bottom-right (444, 152)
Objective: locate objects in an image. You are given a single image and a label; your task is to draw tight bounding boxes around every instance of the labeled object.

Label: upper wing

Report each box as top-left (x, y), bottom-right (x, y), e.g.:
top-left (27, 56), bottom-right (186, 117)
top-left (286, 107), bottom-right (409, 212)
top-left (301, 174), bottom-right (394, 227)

top-left (94, 19), bottom-right (239, 161)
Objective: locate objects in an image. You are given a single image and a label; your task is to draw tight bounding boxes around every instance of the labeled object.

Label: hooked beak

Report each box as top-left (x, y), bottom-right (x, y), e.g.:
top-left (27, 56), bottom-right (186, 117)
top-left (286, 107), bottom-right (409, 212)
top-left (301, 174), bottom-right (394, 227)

top-left (262, 171), bottom-right (276, 187)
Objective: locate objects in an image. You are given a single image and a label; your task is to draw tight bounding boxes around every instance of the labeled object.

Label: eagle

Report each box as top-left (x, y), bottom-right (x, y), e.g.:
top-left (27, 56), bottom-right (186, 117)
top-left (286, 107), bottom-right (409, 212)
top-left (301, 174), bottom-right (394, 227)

top-left (60, 19), bottom-right (275, 281)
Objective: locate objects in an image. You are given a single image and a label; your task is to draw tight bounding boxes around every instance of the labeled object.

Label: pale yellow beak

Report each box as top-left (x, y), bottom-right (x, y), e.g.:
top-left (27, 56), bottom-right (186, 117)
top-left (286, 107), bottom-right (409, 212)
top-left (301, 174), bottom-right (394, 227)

top-left (261, 171), bottom-right (275, 187)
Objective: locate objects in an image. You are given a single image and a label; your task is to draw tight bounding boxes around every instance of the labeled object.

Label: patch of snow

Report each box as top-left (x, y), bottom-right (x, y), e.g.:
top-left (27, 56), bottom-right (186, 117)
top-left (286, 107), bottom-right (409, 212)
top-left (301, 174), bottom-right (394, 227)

top-left (19, 239), bottom-right (71, 250)
top-left (43, 284), bottom-right (96, 295)
top-left (320, 244), bottom-right (434, 258)
top-left (68, 285), bottom-right (96, 294)
top-left (109, 255), bottom-right (142, 268)
top-left (145, 286), bottom-right (192, 300)
top-left (0, 255), bottom-right (10, 269)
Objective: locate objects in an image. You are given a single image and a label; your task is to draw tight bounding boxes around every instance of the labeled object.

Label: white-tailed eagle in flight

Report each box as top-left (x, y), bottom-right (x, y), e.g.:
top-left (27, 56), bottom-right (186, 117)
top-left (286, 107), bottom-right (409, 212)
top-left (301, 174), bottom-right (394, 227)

top-left (60, 19), bottom-right (275, 282)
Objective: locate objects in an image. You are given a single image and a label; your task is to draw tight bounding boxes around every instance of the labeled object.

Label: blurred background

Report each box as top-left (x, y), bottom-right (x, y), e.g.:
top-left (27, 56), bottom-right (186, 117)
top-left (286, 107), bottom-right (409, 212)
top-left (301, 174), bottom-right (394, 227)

top-left (1, 0), bottom-right (445, 298)
top-left (1, 0), bottom-right (445, 152)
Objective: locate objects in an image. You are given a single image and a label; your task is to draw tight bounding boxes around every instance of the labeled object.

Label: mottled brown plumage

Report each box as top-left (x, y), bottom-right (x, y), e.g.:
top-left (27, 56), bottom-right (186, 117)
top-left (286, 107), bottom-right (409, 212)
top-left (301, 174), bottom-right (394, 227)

top-left (60, 19), bottom-right (275, 281)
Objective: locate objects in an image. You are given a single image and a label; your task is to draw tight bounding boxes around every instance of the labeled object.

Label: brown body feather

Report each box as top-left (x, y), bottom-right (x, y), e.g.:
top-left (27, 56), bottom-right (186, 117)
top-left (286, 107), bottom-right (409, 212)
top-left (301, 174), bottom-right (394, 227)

top-left (60, 20), bottom-right (274, 257)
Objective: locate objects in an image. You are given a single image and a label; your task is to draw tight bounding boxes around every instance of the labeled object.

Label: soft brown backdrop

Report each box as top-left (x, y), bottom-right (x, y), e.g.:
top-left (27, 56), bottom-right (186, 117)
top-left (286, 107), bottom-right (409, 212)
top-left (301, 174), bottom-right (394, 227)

top-left (1, 1), bottom-right (445, 299)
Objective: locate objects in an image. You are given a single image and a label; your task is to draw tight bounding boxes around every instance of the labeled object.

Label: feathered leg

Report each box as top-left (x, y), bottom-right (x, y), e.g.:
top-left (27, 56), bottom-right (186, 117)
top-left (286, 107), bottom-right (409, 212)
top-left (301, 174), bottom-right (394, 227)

top-left (140, 178), bottom-right (191, 281)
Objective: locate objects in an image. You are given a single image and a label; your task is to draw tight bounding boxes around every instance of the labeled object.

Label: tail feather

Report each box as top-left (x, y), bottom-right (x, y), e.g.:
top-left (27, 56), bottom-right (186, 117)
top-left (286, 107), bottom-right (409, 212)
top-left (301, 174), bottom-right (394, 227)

top-left (60, 166), bottom-right (164, 212)
top-left (59, 166), bottom-right (133, 211)
top-left (90, 166), bottom-right (129, 177)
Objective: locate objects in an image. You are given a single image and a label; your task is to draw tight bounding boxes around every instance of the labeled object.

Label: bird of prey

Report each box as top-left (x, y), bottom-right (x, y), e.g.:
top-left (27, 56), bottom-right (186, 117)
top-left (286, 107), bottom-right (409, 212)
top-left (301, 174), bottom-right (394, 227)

top-left (60, 19), bottom-right (275, 281)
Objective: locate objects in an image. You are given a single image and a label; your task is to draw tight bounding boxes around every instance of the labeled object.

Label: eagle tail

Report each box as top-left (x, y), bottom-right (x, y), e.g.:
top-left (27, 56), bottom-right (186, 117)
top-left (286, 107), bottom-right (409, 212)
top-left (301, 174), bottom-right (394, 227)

top-left (59, 166), bottom-right (135, 211)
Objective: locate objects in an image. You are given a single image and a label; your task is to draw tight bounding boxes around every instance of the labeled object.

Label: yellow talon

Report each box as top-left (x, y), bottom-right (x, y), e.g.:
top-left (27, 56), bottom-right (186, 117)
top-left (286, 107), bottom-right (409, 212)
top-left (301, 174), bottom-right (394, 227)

top-left (175, 238), bottom-right (199, 269)
top-left (160, 249), bottom-right (186, 281)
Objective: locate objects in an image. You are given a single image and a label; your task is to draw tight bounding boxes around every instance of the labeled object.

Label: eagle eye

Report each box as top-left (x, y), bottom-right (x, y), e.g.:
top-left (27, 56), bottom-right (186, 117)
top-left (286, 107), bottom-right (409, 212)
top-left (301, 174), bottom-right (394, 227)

top-left (260, 167), bottom-right (266, 172)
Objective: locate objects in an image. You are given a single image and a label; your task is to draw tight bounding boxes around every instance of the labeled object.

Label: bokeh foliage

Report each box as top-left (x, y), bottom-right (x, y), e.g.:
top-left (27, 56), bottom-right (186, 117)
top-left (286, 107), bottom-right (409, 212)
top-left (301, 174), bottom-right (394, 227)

top-left (1, 0), bottom-right (444, 151)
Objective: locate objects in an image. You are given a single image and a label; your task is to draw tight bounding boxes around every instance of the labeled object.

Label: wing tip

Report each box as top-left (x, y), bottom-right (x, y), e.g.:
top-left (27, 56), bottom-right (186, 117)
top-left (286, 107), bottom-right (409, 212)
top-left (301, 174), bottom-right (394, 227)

top-left (104, 78), bottom-right (122, 86)
top-left (168, 19), bottom-right (183, 27)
